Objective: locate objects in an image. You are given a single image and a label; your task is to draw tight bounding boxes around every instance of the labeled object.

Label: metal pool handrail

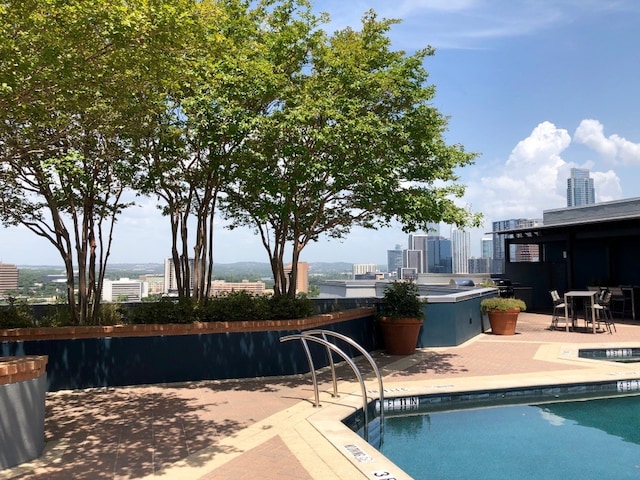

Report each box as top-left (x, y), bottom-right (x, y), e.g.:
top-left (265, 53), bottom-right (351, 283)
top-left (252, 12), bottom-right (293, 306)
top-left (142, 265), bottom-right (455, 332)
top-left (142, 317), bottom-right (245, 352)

top-left (279, 330), bottom-right (385, 440)
top-left (303, 329), bottom-right (384, 410)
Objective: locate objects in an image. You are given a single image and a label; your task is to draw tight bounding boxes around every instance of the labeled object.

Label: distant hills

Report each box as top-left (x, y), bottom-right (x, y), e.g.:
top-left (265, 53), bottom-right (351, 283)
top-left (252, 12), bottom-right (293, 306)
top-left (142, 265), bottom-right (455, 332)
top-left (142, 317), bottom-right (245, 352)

top-left (18, 261), bottom-right (375, 279)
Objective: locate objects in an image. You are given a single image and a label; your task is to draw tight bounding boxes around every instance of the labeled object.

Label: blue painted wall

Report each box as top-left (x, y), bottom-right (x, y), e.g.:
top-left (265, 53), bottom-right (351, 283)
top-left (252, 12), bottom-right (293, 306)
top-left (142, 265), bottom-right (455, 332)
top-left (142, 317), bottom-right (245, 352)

top-left (418, 295), bottom-right (488, 347)
top-left (1, 294), bottom-right (498, 391)
top-left (1, 315), bottom-right (377, 391)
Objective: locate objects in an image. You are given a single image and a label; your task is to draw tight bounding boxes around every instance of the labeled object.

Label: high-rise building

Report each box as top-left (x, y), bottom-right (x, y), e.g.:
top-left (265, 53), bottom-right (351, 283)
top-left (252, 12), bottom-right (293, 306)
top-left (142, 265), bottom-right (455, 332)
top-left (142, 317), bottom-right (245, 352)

top-left (567, 168), bottom-right (595, 207)
top-left (403, 249), bottom-right (423, 273)
top-left (451, 228), bottom-right (471, 274)
top-left (492, 218), bottom-right (542, 273)
top-left (164, 257), bottom-right (195, 294)
top-left (387, 245), bottom-right (404, 273)
top-left (426, 236), bottom-right (452, 273)
top-left (0, 262), bottom-right (19, 294)
top-left (468, 257), bottom-right (491, 273)
top-left (139, 274), bottom-right (164, 295)
top-left (408, 234), bottom-right (429, 273)
top-left (284, 262), bottom-right (309, 294)
top-left (481, 238), bottom-right (493, 259)
top-left (398, 267), bottom-right (418, 280)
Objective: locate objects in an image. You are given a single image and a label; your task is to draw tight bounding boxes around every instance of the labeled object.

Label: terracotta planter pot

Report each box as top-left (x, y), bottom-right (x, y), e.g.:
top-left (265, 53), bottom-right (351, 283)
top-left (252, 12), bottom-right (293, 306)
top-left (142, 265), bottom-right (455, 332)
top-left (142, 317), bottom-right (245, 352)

top-left (380, 317), bottom-right (423, 355)
top-left (487, 308), bottom-right (520, 335)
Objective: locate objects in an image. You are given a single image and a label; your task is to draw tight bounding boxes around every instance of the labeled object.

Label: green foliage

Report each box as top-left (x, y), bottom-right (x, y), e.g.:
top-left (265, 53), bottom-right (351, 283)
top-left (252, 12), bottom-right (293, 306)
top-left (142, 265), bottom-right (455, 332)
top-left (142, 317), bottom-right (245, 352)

top-left (379, 281), bottom-right (425, 321)
top-left (1, 0), bottom-right (481, 317)
top-left (96, 303), bottom-right (126, 325)
top-left (261, 294), bottom-right (316, 320)
top-left (200, 291), bottom-right (262, 321)
top-left (126, 298), bottom-right (197, 325)
top-left (38, 305), bottom-right (76, 327)
top-left (0, 294), bottom-right (317, 328)
top-left (224, 8), bottom-right (481, 297)
top-left (0, 0), bottom-right (205, 324)
top-left (34, 303), bottom-right (124, 327)
top-left (480, 297), bottom-right (527, 313)
top-left (123, 293), bottom-right (316, 324)
top-left (0, 299), bottom-right (35, 329)
top-left (201, 291), bottom-right (315, 321)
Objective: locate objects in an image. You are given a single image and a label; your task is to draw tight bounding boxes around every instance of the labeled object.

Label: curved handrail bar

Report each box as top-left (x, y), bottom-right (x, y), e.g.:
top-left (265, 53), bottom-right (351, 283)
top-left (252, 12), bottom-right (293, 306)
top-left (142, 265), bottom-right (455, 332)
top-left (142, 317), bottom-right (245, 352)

top-left (303, 330), bottom-right (384, 436)
top-left (280, 334), bottom-right (370, 437)
top-left (304, 329), bottom-right (384, 407)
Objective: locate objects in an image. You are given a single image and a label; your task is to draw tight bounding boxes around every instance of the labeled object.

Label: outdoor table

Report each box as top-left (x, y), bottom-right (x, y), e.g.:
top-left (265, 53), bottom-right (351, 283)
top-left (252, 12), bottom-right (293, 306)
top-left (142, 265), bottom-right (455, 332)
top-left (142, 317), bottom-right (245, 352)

top-left (564, 291), bottom-right (598, 333)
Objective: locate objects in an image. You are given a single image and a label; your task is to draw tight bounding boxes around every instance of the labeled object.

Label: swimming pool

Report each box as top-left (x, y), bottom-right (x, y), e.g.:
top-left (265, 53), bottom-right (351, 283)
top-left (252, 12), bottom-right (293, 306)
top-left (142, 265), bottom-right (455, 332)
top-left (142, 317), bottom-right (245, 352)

top-left (380, 395), bottom-right (640, 479)
top-left (345, 381), bottom-right (640, 479)
top-left (580, 347), bottom-right (640, 363)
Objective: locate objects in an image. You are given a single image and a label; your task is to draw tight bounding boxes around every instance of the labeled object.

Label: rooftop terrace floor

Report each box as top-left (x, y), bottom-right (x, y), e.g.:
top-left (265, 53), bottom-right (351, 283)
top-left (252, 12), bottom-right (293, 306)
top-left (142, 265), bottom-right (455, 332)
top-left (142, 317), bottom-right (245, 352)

top-left (4, 312), bottom-right (640, 479)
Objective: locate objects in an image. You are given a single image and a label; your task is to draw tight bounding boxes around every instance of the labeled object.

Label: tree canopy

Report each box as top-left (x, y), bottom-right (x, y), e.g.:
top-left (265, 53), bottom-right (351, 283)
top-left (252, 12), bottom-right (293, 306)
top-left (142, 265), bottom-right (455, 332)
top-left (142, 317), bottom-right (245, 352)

top-left (224, 10), bottom-right (481, 296)
top-left (0, 0), bottom-right (481, 315)
top-left (0, 0), bottom-right (201, 323)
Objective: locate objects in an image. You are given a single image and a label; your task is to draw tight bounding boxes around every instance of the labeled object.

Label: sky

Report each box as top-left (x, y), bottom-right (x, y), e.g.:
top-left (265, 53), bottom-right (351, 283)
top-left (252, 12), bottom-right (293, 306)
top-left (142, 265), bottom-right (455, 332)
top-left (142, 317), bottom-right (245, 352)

top-left (3, 0), bottom-right (640, 267)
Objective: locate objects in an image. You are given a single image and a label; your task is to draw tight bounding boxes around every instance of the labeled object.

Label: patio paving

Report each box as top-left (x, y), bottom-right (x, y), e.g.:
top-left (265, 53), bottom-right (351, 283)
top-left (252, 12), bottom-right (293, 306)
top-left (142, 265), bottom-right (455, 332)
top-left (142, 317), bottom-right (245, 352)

top-left (3, 312), bottom-right (640, 480)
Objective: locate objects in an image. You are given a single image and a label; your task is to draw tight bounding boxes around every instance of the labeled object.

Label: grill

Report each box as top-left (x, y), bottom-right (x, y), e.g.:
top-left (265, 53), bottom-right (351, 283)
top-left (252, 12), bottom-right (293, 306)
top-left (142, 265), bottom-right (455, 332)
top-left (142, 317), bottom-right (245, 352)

top-left (495, 279), bottom-right (514, 298)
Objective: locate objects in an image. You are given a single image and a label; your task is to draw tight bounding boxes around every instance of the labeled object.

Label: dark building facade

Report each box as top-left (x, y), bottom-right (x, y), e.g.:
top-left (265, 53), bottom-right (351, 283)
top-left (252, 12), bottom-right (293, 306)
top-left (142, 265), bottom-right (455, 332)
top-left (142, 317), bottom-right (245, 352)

top-left (499, 198), bottom-right (640, 311)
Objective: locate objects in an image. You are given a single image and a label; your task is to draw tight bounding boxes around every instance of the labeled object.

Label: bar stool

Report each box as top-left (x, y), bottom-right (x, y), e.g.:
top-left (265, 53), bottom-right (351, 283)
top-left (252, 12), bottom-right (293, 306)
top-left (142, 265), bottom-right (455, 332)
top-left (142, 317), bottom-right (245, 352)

top-left (549, 290), bottom-right (569, 330)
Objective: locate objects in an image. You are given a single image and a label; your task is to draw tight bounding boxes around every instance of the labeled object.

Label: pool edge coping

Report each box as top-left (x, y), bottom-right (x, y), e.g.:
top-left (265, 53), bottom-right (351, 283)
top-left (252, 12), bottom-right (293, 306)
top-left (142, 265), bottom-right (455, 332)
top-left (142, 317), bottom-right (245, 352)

top-left (305, 341), bottom-right (640, 480)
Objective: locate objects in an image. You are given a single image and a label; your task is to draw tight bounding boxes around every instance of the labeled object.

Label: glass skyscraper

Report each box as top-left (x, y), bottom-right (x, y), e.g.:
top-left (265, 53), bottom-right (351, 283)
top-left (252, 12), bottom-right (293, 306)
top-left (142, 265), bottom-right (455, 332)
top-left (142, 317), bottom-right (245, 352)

top-left (451, 228), bottom-right (470, 274)
top-left (567, 168), bottom-right (595, 207)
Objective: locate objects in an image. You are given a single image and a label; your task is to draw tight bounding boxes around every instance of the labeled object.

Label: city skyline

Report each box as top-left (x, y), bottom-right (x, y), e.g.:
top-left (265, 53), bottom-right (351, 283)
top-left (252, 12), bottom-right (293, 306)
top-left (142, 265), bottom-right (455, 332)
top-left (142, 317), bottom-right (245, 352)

top-left (3, 0), bottom-right (640, 266)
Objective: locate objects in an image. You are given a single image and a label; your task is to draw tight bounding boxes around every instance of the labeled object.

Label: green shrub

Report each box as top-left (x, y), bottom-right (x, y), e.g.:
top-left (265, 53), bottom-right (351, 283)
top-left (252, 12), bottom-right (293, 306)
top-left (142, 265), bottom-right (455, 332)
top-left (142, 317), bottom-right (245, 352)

top-left (0, 299), bottom-right (35, 329)
top-left (480, 297), bottom-right (527, 313)
top-left (38, 304), bottom-right (75, 327)
top-left (201, 291), bottom-right (261, 321)
top-left (379, 280), bottom-right (425, 321)
top-left (2, 294), bottom-right (318, 327)
top-left (96, 303), bottom-right (126, 325)
top-left (126, 298), bottom-right (197, 324)
top-left (201, 292), bottom-right (315, 322)
top-left (263, 294), bottom-right (315, 320)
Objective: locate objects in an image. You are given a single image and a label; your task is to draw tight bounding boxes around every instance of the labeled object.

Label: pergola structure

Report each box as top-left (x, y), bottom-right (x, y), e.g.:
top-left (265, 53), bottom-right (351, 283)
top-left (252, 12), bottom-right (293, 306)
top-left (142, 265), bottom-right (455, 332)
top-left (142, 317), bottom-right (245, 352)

top-left (498, 198), bottom-right (640, 311)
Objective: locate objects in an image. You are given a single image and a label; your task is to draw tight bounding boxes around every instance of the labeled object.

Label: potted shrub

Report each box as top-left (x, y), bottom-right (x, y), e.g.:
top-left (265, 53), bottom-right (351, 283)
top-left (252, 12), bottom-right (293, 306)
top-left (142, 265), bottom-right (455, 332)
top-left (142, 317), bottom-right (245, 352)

top-left (379, 281), bottom-right (425, 355)
top-left (480, 297), bottom-right (527, 335)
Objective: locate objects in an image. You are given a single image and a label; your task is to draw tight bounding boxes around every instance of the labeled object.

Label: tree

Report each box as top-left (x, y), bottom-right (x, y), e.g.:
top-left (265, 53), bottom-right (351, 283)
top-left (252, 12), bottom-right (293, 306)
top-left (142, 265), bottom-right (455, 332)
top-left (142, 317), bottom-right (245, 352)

top-left (224, 10), bottom-right (481, 297)
top-left (136, 0), bottom-right (323, 302)
top-left (0, 0), bottom-right (198, 323)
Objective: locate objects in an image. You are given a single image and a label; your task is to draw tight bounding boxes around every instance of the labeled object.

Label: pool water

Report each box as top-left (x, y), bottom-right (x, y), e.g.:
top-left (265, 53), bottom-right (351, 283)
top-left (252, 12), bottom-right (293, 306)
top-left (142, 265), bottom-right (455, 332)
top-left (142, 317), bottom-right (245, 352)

top-left (380, 395), bottom-right (640, 479)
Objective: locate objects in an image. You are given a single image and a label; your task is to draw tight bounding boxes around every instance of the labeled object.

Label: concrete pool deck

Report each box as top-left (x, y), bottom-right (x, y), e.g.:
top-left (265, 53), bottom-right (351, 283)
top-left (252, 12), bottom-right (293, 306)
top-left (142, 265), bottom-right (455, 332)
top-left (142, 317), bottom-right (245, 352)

top-left (4, 312), bottom-right (640, 479)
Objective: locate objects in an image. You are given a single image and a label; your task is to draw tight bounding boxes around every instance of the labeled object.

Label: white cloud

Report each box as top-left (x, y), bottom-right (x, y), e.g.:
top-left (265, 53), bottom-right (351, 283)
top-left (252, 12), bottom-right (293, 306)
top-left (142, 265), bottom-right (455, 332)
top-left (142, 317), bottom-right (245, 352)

top-left (464, 119), bottom-right (627, 238)
top-left (573, 119), bottom-right (640, 165)
top-left (611, 134), bottom-right (640, 164)
top-left (507, 121), bottom-right (571, 168)
top-left (592, 170), bottom-right (623, 202)
top-left (573, 119), bottom-right (617, 160)
top-left (475, 122), bottom-right (570, 220)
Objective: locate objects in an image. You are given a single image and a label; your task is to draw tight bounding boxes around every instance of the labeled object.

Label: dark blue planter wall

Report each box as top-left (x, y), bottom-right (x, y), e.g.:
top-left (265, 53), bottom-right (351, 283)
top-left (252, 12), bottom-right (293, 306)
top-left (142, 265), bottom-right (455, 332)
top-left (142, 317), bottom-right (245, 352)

top-left (419, 295), bottom-right (487, 347)
top-left (0, 315), bottom-right (376, 391)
